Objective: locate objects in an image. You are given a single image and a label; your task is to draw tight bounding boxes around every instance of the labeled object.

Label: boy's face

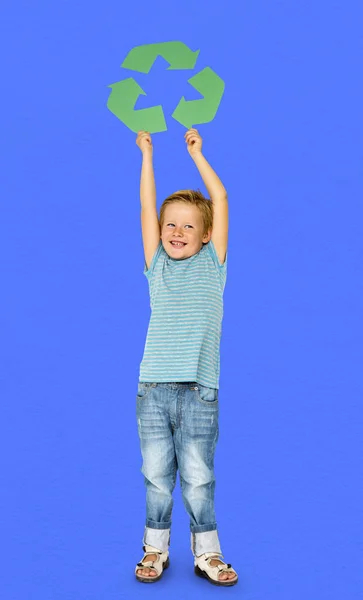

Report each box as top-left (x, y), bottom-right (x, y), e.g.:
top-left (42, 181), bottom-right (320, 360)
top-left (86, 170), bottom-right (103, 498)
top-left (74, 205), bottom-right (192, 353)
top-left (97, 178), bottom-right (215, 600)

top-left (161, 203), bottom-right (212, 260)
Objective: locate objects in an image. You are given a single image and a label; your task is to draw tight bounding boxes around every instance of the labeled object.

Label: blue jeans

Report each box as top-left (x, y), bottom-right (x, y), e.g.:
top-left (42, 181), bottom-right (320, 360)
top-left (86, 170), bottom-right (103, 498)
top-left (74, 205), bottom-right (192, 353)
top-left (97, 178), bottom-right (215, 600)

top-left (136, 381), bottom-right (222, 557)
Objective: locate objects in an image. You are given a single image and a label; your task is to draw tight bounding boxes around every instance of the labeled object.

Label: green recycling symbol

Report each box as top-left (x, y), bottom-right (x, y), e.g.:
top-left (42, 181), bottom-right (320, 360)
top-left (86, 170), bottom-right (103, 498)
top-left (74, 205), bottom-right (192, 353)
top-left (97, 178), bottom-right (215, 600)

top-left (107, 41), bottom-right (225, 133)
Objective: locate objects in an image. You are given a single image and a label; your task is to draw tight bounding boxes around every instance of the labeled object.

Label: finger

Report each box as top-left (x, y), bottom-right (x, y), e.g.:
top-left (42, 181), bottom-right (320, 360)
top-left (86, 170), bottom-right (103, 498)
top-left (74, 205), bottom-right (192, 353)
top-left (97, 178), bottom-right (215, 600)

top-left (184, 128), bottom-right (198, 136)
top-left (185, 131), bottom-right (197, 139)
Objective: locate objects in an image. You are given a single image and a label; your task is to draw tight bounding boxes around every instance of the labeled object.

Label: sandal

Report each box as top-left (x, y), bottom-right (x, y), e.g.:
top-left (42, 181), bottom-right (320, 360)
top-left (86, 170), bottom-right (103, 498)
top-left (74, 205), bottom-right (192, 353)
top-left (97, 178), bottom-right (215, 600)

top-left (194, 552), bottom-right (238, 586)
top-left (135, 544), bottom-right (170, 583)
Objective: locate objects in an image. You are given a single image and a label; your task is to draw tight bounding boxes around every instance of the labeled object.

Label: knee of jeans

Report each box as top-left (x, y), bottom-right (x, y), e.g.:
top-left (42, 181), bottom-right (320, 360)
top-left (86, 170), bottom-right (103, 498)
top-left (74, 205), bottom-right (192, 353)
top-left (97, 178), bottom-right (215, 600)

top-left (143, 466), bottom-right (177, 492)
top-left (179, 463), bottom-right (215, 490)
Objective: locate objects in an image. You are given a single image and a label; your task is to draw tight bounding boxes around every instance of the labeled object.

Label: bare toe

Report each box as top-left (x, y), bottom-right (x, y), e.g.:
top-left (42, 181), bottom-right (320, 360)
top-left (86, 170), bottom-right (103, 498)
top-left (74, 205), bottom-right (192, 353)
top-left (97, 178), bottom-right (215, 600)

top-left (218, 570), bottom-right (237, 581)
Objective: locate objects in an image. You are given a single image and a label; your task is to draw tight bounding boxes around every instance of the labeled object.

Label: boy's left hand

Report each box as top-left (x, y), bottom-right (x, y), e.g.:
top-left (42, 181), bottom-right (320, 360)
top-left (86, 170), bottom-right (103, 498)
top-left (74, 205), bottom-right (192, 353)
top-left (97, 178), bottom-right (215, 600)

top-left (185, 128), bottom-right (203, 156)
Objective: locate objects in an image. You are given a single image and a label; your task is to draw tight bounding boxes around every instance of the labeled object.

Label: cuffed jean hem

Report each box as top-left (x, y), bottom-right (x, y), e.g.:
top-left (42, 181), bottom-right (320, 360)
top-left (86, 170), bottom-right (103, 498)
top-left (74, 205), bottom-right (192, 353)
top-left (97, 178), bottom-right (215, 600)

top-left (190, 522), bottom-right (218, 534)
top-left (145, 519), bottom-right (172, 530)
top-left (191, 530), bottom-right (222, 557)
top-left (143, 526), bottom-right (170, 553)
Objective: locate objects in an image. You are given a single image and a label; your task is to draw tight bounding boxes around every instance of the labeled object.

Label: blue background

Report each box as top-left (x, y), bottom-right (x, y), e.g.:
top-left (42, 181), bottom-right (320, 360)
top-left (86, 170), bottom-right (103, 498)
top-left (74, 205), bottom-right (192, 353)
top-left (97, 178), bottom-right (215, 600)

top-left (1, 1), bottom-right (362, 598)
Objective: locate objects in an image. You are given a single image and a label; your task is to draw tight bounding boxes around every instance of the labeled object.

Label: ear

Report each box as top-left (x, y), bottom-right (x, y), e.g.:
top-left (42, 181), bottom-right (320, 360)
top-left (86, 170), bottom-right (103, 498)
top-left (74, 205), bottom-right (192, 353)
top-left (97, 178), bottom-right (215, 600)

top-left (202, 228), bottom-right (212, 243)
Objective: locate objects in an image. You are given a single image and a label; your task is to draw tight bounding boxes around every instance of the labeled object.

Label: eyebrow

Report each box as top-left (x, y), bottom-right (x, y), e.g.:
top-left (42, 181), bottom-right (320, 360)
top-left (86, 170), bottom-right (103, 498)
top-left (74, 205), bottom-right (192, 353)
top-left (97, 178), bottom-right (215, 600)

top-left (166, 220), bottom-right (195, 224)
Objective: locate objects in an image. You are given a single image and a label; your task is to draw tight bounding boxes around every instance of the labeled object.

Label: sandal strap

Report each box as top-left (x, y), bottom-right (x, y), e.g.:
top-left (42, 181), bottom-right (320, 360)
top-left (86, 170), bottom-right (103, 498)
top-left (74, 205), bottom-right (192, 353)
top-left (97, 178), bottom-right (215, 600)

top-left (195, 552), bottom-right (237, 580)
top-left (205, 556), bottom-right (234, 572)
top-left (202, 552), bottom-right (224, 559)
top-left (138, 554), bottom-right (157, 566)
top-left (135, 546), bottom-right (169, 576)
top-left (143, 544), bottom-right (164, 554)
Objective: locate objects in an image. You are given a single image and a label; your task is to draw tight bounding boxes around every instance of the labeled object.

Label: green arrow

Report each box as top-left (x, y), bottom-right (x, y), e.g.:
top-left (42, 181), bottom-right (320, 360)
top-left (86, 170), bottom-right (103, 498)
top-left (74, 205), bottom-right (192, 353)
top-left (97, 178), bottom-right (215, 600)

top-left (121, 41), bottom-right (200, 74)
top-left (107, 78), bottom-right (167, 133)
top-left (171, 67), bottom-right (225, 128)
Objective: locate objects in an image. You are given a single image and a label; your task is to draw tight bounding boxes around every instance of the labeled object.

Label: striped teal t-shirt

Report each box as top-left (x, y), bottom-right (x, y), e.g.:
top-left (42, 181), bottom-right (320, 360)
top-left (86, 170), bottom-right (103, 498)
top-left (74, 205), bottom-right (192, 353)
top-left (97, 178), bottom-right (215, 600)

top-left (139, 239), bottom-right (227, 389)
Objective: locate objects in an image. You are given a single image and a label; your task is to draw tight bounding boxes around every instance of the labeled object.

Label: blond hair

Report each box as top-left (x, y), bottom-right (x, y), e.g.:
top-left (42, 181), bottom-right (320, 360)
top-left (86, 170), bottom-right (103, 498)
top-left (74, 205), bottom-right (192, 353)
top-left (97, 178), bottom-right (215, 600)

top-left (159, 189), bottom-right (213, 237)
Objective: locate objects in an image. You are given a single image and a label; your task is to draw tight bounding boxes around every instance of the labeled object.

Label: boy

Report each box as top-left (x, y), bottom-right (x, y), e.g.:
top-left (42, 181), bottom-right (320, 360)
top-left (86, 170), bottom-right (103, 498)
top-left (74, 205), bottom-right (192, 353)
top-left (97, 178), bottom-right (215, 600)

top-left (134, 128), bottom-right (238, 587)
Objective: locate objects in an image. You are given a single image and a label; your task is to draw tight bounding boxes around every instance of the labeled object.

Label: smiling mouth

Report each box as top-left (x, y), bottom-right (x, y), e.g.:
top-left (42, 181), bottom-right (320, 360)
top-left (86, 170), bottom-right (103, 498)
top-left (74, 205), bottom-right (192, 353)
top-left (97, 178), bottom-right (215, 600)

top-left (170, 241), bottom-right (186, 248)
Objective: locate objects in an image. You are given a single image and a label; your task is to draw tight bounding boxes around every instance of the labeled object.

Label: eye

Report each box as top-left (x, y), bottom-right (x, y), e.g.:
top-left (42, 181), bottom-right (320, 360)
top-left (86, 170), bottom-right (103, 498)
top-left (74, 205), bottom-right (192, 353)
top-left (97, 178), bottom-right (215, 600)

top-left (166, 223), bottom-right (193, 228)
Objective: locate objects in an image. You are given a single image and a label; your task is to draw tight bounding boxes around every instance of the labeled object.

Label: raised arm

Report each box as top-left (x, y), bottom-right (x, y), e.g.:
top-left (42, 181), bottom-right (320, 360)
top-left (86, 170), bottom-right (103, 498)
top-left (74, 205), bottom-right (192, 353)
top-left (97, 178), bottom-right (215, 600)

top-left (136, 131), bottom-right (161, 270)
top-left (185, 129), bottom-right (228, 266)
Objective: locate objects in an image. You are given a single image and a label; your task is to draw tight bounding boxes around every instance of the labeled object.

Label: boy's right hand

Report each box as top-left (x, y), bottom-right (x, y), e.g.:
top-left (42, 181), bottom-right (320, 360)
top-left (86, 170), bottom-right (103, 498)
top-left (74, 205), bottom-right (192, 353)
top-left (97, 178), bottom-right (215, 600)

top-left (136, 130), bottom-right (153, 155)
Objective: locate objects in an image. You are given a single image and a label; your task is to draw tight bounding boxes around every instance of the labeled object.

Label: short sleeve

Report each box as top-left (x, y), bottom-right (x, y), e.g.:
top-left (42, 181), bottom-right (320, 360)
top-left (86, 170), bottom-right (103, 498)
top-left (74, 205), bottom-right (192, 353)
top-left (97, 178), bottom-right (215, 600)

top-left (207, 240), bottom-right (228, 292)
top-left (143, 241), bottom-right (163, 280)
top-left (207, 239), bottom-right (228, 269)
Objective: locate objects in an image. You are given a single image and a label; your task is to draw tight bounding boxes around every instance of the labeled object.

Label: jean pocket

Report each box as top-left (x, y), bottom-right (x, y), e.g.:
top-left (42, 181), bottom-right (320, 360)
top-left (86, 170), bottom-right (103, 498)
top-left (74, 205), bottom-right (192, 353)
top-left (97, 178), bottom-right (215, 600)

top-left (194, 383), bottom-right (219, 405)
top-left (136, 382), bottom-right (155, 400)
